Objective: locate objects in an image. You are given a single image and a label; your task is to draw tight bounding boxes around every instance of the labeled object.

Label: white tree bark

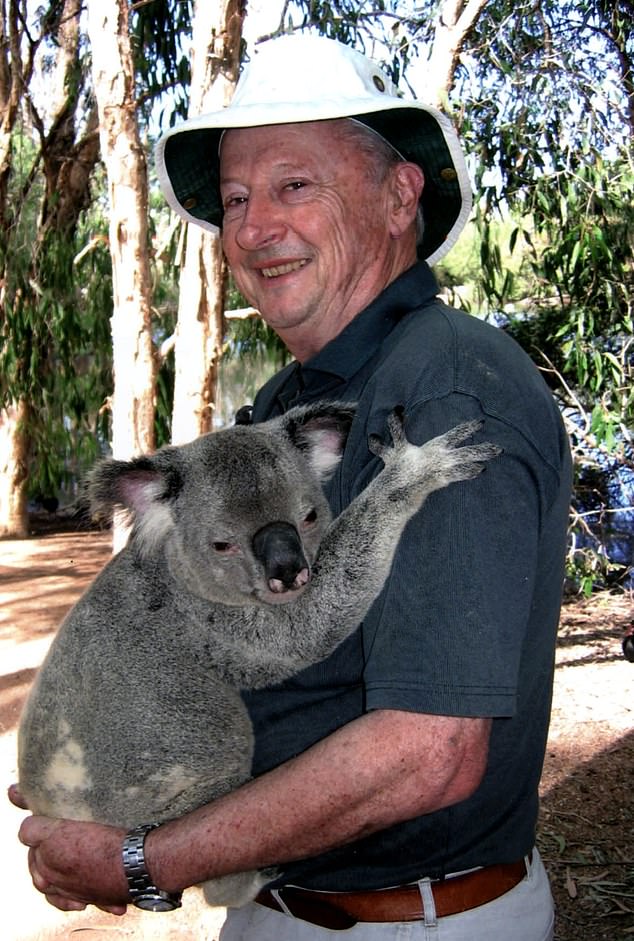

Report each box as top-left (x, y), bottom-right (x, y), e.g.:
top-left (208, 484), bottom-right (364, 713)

top-left (87, 0), bottom-right (155, 462)
top-left (171, 0), bottom-right (245, 444)
top-left (0, 401), bottom-right (29, 537)
top-left (418, 0), bottom-right (489, 107)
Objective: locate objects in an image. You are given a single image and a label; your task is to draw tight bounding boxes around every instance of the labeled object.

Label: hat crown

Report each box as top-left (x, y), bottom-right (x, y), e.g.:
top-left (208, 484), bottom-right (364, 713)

top-left (232, 34), bottom-right (399, 114)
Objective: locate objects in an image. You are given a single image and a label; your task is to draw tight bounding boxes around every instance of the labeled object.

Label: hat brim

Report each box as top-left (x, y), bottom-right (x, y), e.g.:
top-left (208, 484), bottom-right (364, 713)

top-left (155, 99), bottom-right (472, 265)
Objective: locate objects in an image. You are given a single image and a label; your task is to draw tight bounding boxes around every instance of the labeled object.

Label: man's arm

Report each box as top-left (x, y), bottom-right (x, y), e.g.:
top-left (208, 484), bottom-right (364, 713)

top-left (16, 708), bottom-right (491, 910)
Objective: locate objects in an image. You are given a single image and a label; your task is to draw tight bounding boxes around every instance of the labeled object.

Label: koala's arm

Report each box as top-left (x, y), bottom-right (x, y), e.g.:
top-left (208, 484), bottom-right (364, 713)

top-left (16, 709), bottom-right (490, 910)
top-left (212, 420), bottom-right (500, 689)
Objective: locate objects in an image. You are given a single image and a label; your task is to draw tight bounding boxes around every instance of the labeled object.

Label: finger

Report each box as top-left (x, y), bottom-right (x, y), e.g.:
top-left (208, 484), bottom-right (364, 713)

top-left (45, 886), bottom-right (125, 915)
top-left (44, 892), bottom-right (88, 913)
top-left (7, 783), bottom-right (29, 810)
top-left (96, 904), bottom-right (127, 916)
top-left (27, 846), bottom-right (51, 894)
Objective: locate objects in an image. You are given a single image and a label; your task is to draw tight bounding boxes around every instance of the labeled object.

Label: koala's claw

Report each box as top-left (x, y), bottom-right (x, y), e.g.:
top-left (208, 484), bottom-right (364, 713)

top-left (386, 407), bottom-right (407, 445)
top-left (368, 407), bottom-right (407, 459)
top-left (437, 419), bottom-right (484, 446)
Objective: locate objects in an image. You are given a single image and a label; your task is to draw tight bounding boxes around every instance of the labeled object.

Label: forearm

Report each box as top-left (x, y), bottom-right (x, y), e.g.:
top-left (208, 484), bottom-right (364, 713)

top-left (16, 708), bottom-right (490, 909)
top-left (148, 709), bottom-right (490, 893)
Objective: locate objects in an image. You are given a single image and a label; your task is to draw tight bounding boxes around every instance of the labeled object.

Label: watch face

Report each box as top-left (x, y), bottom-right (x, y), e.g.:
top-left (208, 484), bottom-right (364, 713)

top-left (134, 893), bottom-right (181, 912)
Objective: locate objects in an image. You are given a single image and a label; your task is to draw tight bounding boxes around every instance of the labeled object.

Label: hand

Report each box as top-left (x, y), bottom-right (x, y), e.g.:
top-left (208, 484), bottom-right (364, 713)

top-left (17, 813), bottom-right (129, 915)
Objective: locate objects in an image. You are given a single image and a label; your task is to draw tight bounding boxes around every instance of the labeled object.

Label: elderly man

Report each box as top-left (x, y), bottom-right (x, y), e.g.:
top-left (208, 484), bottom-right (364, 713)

top-left (13, 34), bottom-right (571, 940)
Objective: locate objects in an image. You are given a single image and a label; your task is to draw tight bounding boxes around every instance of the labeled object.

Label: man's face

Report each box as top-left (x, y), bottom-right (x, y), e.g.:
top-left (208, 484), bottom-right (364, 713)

top-left (219, 121), bottom-right (418, 360)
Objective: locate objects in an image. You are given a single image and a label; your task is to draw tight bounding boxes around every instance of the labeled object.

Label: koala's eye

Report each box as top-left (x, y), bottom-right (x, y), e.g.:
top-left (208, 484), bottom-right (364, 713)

top-left (212, 541), bottom-right (239, 555)
top-left (301, 509), bottom-right (318, 529)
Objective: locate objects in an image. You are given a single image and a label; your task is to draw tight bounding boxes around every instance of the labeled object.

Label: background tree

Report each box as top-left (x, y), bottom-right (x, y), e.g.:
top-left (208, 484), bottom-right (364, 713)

top-left (0, 0), bottom-right (109, 536)
top-left (170, 0), bottom-right (245, 445)
top-left (87, 0), bottom-right (155, 474)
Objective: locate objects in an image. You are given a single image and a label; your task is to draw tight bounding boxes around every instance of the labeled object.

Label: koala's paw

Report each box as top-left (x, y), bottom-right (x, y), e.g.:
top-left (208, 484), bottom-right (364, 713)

top-left (418, 420), bottom-right (503, 490)
top-left (369, 412), bottom-right (502, 492)
top-left (368, 406), bottom-right (407, 461)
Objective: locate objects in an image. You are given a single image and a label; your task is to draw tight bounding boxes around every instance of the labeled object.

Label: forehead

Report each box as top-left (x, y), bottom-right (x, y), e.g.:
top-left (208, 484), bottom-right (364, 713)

top-left (219, 120), bottom-right (355, 179)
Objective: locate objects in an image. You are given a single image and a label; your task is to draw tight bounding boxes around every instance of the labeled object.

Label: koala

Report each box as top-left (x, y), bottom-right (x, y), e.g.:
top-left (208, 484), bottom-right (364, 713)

top-left (18, 403), bottom-right (501, 908)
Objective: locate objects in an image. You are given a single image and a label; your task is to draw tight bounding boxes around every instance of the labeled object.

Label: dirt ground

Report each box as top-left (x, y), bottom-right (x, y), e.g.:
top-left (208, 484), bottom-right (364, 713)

top-left (1, 521), bottom-right (633, 940)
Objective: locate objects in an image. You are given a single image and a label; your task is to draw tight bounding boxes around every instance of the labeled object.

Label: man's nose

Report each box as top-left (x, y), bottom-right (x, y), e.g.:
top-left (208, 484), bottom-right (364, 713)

top-left (235, 193), bottom-right (286, 251)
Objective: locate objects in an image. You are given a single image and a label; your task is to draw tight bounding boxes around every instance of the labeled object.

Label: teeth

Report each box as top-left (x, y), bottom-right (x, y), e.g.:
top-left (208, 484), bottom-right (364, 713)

top-left (261, 260), bottom-right (307, 278)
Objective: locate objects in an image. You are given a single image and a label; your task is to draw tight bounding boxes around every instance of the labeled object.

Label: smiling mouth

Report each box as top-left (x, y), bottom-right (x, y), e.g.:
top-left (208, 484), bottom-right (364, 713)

top-left (260, 260), bottom-right (308, 278)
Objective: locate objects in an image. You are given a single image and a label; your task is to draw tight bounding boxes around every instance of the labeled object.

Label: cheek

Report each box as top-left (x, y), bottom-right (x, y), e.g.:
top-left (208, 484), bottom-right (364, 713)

top-left (220, 230), bottom-right (243, 271)
top-left (323, 209), bottom-right (386, 277)
top-left (297, 196), bottom-right (358, 269)
top-left (220, 235), bottom-right (260, 299)
top-left (230, 262), bottom-right (257, 298)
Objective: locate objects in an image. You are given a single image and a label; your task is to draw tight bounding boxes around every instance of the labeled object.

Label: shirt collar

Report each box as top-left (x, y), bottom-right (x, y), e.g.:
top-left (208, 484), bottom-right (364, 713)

top-left (267, 261), bottom-right (438, 412)
top-left (300, 261), bottom-right (438, 388)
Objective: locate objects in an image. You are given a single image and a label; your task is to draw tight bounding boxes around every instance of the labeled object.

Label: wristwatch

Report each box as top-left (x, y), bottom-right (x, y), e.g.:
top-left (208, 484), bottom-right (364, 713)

top-left (121, 823), bottom-right (183, 912)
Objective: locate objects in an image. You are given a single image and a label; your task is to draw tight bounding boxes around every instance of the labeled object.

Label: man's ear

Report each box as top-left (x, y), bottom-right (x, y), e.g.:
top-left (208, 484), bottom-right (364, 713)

top-left (388, 162), bottom-right (425, 239)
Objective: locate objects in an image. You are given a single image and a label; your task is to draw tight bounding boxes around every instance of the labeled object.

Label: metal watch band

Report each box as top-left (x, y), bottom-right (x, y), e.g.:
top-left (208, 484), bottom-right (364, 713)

top-left (121, 822), bottom-right (182, 912)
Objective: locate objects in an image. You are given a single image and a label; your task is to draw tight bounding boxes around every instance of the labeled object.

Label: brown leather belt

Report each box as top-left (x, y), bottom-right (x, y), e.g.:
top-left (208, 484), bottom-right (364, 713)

top-left (255, 857), bottom-right (530, 930)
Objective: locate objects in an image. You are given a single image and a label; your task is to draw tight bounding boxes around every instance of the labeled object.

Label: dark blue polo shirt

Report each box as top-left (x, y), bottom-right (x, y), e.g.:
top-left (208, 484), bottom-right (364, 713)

top-left (243, 261), bottom-right (572, 890)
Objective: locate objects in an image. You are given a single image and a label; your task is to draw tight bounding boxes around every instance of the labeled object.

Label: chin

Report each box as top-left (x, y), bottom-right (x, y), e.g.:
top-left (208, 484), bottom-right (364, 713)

top-left (257, 585), bottom-right (308, 606)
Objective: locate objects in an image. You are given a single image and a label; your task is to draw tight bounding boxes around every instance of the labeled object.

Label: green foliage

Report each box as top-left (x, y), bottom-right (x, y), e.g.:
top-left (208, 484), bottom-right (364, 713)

top-left (566, 541), bottom-right (626, 598)
top-left (131, 0), bottom-right (194, 128)
top-left (0, 160), bottom-right (114, 500)
top-left (479, 156), bottom-right (633, 420)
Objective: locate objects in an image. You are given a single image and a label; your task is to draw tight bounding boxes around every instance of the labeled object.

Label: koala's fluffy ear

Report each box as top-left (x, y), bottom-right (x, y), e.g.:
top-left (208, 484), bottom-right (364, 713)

top-left (278, 402), bottom-right (357, 482)
top-left (86, 455), bottom-right (182, 547)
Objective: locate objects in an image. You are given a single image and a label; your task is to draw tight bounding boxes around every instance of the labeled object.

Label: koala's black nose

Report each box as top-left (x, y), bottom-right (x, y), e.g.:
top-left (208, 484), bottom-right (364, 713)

top-left (252, 522), bottom-right (310, 593)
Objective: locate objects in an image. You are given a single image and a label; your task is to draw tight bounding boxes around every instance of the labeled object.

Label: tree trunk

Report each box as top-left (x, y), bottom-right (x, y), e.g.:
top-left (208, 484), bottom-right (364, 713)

top-left (87, 0), bottom-right (155, 464)
top-left (87, 0), bottom-right (157, 550)
top-left (171, 229), bottom-right (227, 442)
top-left (0, 401), bottom-right (30, 537)
top-left (31, 0), bottom-right (101, 241)
top-left (420, 0), bottom-right (489, 106)
top-left (171, 0), bottom-right (245, 444)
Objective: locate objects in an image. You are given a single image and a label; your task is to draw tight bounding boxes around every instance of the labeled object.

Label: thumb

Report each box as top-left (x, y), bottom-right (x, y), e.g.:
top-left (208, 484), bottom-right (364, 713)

top-left (18, 815), bottom-right (62, 847)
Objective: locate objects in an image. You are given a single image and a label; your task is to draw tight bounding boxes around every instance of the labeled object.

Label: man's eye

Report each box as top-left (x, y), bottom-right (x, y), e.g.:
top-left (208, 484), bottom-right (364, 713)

top-left (284, 180), bottom-right (307, 192)
top-left (223, 194), bottom-right (247, 210)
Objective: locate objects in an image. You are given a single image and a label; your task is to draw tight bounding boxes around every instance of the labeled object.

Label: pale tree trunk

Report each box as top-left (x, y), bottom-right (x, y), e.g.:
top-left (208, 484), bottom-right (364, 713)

top-left (419, 0), bottom-right (489, 107)
top-left (87, 0), bottom-right (156, 464)
top-left (171, 0), bottom-right (245, 444)
top-left (87, 0), bottom-right (156, 550)
top-left (0, 401), bottom-right (29, 537)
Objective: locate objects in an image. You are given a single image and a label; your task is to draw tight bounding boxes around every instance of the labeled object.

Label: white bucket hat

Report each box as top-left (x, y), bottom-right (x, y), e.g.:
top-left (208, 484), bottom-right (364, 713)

top-left (155, 33), bottom-right (472, 265)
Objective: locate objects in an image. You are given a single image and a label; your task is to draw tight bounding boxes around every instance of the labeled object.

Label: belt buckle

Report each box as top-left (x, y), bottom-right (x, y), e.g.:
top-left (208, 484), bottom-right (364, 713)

top-left (278, 887), bottom-right (358, 930)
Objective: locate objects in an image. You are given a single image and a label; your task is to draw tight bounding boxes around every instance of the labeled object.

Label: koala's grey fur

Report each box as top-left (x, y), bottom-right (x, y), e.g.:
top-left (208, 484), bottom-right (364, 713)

top-left (18, 403), bottom-right (500, 908)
